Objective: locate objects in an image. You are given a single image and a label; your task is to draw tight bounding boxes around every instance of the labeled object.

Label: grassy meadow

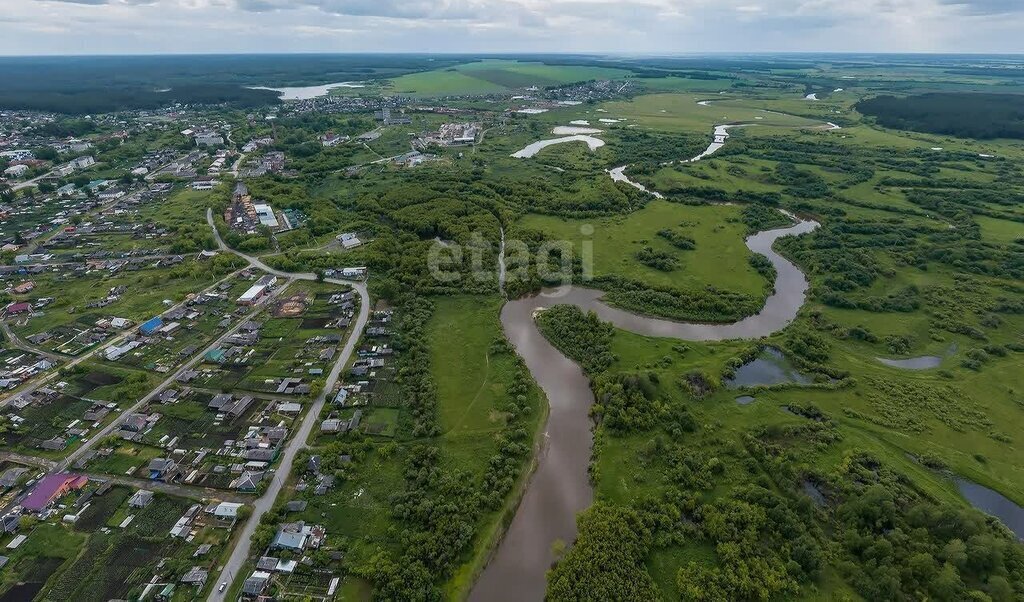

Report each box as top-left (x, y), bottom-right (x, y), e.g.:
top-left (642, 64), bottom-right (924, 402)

top-left (518, 201), bottom-right (764, 297)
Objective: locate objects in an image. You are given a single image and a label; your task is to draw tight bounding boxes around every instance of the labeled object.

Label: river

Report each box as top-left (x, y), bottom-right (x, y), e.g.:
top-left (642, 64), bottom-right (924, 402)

top-left (607, 123), bottom-right (739, 195)
top-left (608, 165), bottom-right (664, 198)
top-left (957, 478), bottom-right (1024, 540)
top-left (470, 213), bottom-right (819, 601)
top-left (511, 135), bottom-right (605, 158)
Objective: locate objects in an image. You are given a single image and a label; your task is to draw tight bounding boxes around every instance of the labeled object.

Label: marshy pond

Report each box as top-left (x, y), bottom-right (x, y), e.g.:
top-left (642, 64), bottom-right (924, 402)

top-left (725, 347), bottom-right (813, 389)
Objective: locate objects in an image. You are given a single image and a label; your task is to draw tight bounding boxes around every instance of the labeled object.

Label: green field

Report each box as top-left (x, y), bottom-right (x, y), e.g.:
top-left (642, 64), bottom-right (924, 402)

top-left (977, 214), bottom-right (1024, 244)
top-left (518, 201), bottom-right (764, 296)
top-left (386, 59), bottom-right (632, 96)
top-left (430, 296), bottom-right (546, 597)
top-left (601, 93), bottom-right (825, 133)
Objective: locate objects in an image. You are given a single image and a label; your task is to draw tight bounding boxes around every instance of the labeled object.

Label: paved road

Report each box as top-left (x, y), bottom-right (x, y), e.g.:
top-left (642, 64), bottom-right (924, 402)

top-left (0, 451), bottom-right (56, 470)
top-left (205, 208), bottom-right (370, 601)
top-left (0, 322), bottom-right (65, 363)
top-left (207, 208), bottom-right (319, 280)
top-left (11, 171), bottom-right (55, 191)
top-left (57, 278), bottom-right (296, 473)
top-left (84, 473), bottom-right (250, 503)
top-left (230, 153), bottom-right (246, 178)
top-left (0, 268), bottom-right (244, 409)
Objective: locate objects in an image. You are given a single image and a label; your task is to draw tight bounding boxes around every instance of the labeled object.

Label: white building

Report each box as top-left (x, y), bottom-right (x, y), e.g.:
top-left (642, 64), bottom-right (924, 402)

top-left (338, 232), bottom-right (362, 249)
top-left (195, 133), bottom-right (224, 146)
top-left (253, 204), bottom-right (279, 228)
top-left (69, 156), bottom-right (95, 170)
top-left (3, 165), bottom-right (29, 178)
top-left (0, 150), bottom-right (33, 162)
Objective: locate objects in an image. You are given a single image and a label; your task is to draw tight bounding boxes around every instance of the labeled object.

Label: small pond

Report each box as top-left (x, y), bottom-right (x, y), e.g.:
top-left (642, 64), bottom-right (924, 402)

top-left (877, 343), bottom-right (956, 370)
top-left (735, 395), bottom-right (756, 405)
top-left (802, 481), bottom-right (827, 507)
top-left (957, 478), bottom-right (1024, 540)
top-left (248, 81), bottom-right (365, 100)
top-left (877, 355), bottom-right (942, 370)
top-left (726, 347), bottom-right (813, 389)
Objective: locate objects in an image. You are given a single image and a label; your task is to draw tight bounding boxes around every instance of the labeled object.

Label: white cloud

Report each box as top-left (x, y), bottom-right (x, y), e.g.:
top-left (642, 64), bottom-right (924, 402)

top-left (0, 0), bottom-right (1021, 53)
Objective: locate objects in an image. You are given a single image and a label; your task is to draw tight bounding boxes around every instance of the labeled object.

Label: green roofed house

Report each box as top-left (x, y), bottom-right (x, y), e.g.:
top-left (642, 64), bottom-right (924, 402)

top-left (204, 348), bottom-right (226, 363)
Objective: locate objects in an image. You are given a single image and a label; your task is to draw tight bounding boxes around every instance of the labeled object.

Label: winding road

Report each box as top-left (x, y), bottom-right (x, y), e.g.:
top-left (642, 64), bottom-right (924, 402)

top-left (204, 208), bottom-right (371, 601)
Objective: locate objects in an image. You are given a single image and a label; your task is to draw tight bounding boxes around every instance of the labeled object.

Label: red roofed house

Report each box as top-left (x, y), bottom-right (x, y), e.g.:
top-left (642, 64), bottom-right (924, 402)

top-left (5, 302), bottom-right (31, 316)
top-left (21, 473), bottom-right (87, 512)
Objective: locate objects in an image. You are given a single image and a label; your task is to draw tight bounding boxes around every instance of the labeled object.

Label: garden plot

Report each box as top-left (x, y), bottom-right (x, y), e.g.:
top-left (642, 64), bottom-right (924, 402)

top-left (85, 389), bottom-right (302, 491)
top-left (0, 471), bottom-right (241, 602)
top-left (0, 364), bottom-right (155, 457)
top-left (198, 284), bottom-right (358, 398)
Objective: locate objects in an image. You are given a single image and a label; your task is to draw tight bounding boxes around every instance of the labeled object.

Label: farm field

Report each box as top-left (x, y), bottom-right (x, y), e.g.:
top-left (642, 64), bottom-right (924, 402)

top-left (0, 362), bottom-right (160, 457)
top-left (7, 256), bottom-right (242, 342)
top-left (194, 280), bottom-right (357, 397)
top-left (386, 59), bottom-right (632, 96)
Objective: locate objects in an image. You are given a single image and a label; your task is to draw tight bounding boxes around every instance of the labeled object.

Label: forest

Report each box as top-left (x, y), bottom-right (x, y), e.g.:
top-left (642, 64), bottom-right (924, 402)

top-left (0, 54), bottom-right (472, 113)
top-left (0, 84), bottom-right (282, 115)
top-left (857, 93), bottom-right (1024, 139)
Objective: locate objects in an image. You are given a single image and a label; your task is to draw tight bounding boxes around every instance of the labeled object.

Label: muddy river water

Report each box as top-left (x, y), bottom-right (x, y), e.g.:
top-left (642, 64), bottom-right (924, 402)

top-left (469, 214), bottom-right (819, 601)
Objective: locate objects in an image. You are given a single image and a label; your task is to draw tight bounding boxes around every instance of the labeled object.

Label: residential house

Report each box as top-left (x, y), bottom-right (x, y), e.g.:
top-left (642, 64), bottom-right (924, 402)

top-left (0, 467), bottom-right (28, 489)
top-left (140, 316), bottom-right (164, 335)
top-left (21, 473), bottom-right (88, 512)
top-left (232, 471), bottom-right (263, 492)
top-left (241, 572), bottom-right (269, 598)
top-left (5, 302), bottom-right (31, 316)
top-left (180, 567), bottom-right (208, 589)
top-left (1, 514), bottom-right (20, 534)
top-left (129, 489), bottom-right (154, 508)
top-left (271, 521), bottom-right (314, 551)
top-left (11, 281), bottom-right (34, 295)
top-left (3, 164), bottom-right (29, 178)
top-left (148, 458), bottom-right (178, 481)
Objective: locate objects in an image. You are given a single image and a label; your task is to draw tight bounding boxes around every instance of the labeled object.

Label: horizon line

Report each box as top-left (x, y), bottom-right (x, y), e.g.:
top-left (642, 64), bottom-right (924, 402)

top-left (1, 50), bottom-right (1024, 59)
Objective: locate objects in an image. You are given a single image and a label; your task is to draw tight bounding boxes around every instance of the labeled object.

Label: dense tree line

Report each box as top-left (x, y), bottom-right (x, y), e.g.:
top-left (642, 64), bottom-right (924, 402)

top-left (857, 93), bottom-right (1024, 139)
top-left (598, 275), bottom-right (764, 323)
top-left (635, 246), bottom-right (679, 271)
top-left (536, 305), bottom-right (616, 373)
top-left (547, 504), bottom-right (660, 601)
top-left (354, 297), bottom-right (541, 600)
top-left (0, 84), bottom-right (281, 114)
top-left (656, 228), bottom-right (696, 250)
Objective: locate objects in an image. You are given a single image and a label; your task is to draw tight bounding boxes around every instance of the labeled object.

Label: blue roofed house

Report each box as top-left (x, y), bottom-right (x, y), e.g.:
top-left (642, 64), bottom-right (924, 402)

top-left (271, 522), bottom-right (311, 551)
top-left (148, 457), bottom-right (177, 481)
top-left (334, 389), bottom-right (349, 405)
top-left (270, 521), bottom-right (324, 552)
top-left (140, 316), bottom-right (164, 336)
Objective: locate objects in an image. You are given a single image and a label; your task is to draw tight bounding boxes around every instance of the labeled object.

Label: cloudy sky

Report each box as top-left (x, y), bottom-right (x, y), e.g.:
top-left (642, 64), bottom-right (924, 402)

top-left (0, 0), bottom-right (1022, 55)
